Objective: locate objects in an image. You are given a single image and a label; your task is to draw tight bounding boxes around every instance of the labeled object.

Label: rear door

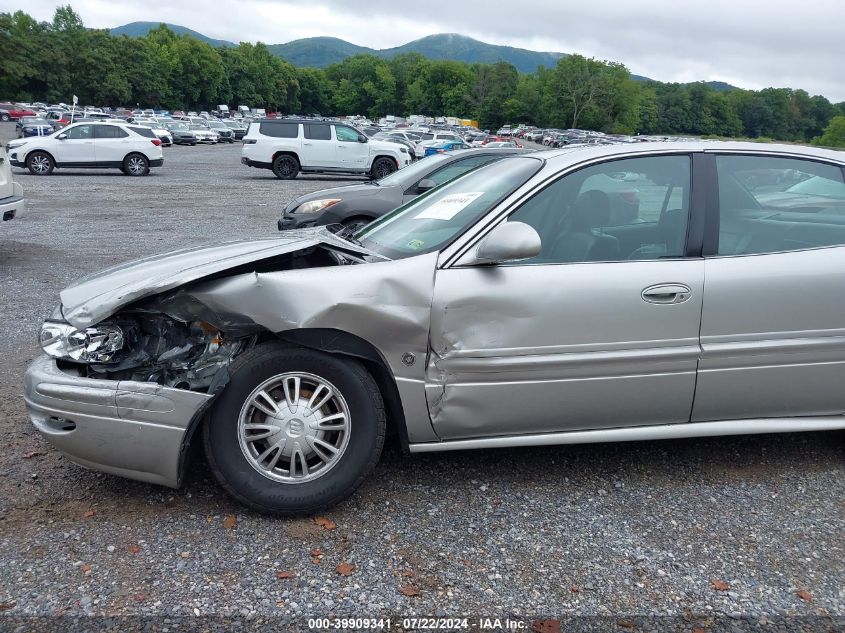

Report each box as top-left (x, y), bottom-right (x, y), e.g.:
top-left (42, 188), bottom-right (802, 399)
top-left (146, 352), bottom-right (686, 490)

top-left (302, 123), bottom-right (339, 168)
top-left (693, 153), bottom-right (845, 421)
top-left (92, 124), bottom-right (131, 164)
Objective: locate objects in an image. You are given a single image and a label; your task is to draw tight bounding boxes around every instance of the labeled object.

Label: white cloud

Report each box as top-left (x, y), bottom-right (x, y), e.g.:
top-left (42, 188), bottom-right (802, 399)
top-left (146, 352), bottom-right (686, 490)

top-left (3, 0), bottom-right (843, 101)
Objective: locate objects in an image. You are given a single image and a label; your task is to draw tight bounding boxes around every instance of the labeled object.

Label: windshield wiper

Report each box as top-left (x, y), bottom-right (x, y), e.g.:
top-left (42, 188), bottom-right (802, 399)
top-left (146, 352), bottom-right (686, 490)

top-left (327, 223), bottom-right (363, 246)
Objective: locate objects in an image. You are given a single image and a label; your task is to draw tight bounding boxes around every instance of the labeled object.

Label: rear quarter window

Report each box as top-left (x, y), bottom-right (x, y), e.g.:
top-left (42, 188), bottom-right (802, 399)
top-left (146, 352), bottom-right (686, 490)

top-left (259, 122), bottom-right (300, 138)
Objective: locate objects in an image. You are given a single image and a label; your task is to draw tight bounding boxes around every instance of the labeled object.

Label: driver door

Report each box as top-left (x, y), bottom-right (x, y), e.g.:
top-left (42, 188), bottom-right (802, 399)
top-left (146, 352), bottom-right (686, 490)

top-left (335, 125), bottom-right (369, 168)
top-left (55, 124), bottom-right (96, 164)
top-left (426, 153), bottom-right (704, 439)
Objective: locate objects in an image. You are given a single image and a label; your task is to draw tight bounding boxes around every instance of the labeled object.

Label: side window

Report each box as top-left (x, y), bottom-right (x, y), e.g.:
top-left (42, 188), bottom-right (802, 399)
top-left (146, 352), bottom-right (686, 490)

top-left (304, 124), bottom-right (331, 141)
top-left (93, 125), bottom-right (128, 139)
top-left (715, 155), bottom-right (845, 256)
top-left (258, 122), bottom-right (299, 138)
top-left (335, 126), bottom-right (359, 142)
top-left (64, 125), bottom-right (93, 140)
top-left (427, 156), bottom-right (502, 186)
top-left (508, 155), bottom-right (691, 264)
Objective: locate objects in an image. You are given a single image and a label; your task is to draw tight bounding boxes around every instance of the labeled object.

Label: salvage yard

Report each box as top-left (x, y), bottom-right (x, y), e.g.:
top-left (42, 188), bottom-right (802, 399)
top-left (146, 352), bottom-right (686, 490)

top-left (0, 121), bottom-right (843, 629)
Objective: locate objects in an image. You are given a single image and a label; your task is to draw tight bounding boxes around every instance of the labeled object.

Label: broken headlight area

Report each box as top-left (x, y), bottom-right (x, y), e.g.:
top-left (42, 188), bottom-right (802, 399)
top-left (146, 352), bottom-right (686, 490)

top-left (43, 313), bottom-right (254, 392)
top-left (40, 321), bottom-right (125, 363)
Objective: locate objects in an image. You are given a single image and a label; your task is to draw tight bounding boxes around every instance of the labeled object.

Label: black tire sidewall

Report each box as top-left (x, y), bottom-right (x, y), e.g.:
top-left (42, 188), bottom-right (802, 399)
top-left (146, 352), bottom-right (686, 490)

top-left (204, 344), bottom-right (385, 515)
top-left (372, 157), bottom-right (395, 179)
top-left (273, 155), bottom-right (298, 180)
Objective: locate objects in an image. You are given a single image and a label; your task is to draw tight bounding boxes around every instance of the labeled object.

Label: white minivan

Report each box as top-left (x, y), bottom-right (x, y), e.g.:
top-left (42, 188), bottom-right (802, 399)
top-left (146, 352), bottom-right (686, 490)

top-left (241, 119), bottom-right (411, 180)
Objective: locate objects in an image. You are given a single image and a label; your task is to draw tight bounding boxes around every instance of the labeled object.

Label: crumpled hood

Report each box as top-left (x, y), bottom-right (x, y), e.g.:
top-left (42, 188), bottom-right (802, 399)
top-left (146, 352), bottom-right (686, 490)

top-left (60, 227), bottom-right (380, 328)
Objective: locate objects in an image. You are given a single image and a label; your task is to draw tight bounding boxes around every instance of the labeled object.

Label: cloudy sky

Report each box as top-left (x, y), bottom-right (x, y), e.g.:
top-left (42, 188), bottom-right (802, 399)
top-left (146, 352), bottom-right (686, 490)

top-left (4, 0), bottom-right (843, 102)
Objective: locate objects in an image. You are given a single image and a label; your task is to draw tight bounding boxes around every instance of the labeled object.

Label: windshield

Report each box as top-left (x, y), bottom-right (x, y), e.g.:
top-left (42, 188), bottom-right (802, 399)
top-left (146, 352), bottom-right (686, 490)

top-left (169, 123), bottom-right (188, 130)
top-left (357, 156), bottom-right (543, 258)
top-left (189, 125), bottom-right (206, 130)
top-left (376, 153), bottom-right (450, 187)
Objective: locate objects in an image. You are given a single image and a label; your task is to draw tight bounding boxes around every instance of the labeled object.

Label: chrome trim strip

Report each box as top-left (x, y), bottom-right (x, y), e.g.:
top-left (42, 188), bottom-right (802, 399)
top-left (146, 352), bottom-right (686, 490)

top-left (408, 418), bottom-right (845, 453)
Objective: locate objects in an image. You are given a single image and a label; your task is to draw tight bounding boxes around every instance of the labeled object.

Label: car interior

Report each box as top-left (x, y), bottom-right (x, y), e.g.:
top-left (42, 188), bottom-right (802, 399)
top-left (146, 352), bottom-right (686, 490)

top-left (510, 156), bottom-right (691, 264)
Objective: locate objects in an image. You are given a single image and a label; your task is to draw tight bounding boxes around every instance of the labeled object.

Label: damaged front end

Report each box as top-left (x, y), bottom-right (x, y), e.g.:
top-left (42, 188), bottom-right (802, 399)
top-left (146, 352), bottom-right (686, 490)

top-left (24, 227), bottom-right (440, 489)
top-left (42, 228), bottom-right (379, 394)
top-left (41, 312), bottom-right (254, 392)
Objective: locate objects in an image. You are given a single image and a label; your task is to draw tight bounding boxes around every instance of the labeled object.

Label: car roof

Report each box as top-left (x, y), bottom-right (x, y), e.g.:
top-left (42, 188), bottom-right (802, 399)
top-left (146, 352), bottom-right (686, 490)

top-left (536, 141), bottom-right (845, 167)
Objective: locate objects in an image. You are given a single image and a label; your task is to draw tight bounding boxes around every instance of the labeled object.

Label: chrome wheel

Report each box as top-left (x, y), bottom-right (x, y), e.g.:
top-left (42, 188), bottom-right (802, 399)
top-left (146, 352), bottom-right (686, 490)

top-left (29, 154), bottom-right (51, 174)
top-left (126, 155), bottom-right (147, 175)
top-left (237, 372), bottom-right (351, 484)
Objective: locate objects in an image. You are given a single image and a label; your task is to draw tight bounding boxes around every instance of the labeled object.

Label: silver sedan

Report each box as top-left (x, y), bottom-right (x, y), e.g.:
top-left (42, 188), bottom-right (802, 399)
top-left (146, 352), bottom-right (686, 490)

top-left (25, 141), bottom-right (845, 514)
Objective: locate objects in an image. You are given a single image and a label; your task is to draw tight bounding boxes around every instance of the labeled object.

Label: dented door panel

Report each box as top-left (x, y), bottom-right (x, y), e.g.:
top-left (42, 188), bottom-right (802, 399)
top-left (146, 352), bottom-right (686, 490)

top-left (427, 260), bottom-right (704, 439)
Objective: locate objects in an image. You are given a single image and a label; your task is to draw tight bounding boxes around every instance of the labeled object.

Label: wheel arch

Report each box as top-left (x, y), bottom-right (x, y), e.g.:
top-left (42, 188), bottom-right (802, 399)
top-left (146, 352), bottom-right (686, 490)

top-left (25, 147), bottom-right (56, 164)
top-left (372, 154), bottom-right (399, 169)
top-left (177, 327), bottom-right (409, 486)
top-left (272, 150), bottom-right (300, 164)
top-left (274, 328), bottom-right (410, 452)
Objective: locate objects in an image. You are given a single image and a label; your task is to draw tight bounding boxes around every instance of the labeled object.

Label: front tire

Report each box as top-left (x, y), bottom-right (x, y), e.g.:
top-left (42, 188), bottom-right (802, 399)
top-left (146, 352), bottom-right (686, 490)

top-left (272, 155), bottom-right (299, 180)
top-left (27, 151), bottom-right (54, 175)
top-left (370, 157), bottom-right (396, 180)
top-left (204, 343), bottom-right (385, 515)
top-left (0, 113), bottom-right (9, 122)
top-left (123, 153), bottom-right (149, 176)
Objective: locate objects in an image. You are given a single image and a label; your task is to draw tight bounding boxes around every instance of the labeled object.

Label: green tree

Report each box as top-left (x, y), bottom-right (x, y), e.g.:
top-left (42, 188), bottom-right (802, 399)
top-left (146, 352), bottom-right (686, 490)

top-left (814, 115), bottom-right (845, 147)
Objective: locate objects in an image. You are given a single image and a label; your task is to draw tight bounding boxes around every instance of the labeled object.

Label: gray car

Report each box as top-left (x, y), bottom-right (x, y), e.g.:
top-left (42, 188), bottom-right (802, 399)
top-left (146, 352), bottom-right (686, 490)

top-left (278, 148), bottom-right (530, 231)
top-left (24, 142), bottom-right (845, 515)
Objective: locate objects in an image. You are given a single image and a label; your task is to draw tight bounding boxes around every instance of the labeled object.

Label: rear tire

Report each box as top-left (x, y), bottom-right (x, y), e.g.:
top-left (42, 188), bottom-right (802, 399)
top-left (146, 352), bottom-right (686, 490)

top-left (203, 343), bottom-right (386, 515)
top-left (0, 113), bottom-right (9, 122)
top-left (123, 153), bottom-right (149, 176)
top-left (272, 154), bottom-right (299, 180)
top-left (26, 151), bottom-right (54, 176)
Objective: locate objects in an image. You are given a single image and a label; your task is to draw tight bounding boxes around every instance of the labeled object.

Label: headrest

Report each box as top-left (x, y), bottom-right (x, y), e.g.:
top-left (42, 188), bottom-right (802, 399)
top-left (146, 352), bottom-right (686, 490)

top-left (572, 190), bottom-right (611, 230)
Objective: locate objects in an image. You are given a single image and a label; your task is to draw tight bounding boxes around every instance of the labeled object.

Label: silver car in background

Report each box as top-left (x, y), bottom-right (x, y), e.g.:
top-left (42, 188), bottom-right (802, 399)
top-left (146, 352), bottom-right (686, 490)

top-left (24, 142), bottom-right (845, 515)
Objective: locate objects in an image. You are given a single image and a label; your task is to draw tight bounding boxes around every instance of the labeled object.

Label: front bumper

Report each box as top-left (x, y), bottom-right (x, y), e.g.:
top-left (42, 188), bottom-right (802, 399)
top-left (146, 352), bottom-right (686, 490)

top-left (23, 355), bottom-right (212, 487)
top-left (0, 182), bottom-right (24, 221)
top-left (277, 211), bottom-right (321, 231)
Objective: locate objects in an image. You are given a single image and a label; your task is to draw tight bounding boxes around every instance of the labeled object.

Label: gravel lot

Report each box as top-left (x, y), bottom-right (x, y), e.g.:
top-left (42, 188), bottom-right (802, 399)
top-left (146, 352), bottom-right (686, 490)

top-left (0, 122), bottom-right (843, 631)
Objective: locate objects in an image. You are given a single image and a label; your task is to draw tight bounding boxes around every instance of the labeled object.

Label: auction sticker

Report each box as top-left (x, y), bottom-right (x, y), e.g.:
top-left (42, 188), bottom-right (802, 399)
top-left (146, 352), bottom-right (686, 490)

top-left (415, 192), bottom-right (483, 220)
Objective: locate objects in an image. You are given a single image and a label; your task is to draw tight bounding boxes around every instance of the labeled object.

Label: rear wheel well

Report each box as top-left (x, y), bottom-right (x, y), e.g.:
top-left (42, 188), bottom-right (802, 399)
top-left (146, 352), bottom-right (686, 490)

top-left (273, 150), bottom-right (299, 164)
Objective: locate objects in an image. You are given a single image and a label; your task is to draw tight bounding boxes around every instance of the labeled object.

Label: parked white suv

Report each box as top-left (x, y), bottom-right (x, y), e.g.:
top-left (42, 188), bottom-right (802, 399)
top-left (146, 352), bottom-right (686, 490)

top-left (7, 121), bottom-right (164, 176)
top-left (241, 119), bottom-right (411, 180)
top-left (0, 146), bottom-right (24, 223)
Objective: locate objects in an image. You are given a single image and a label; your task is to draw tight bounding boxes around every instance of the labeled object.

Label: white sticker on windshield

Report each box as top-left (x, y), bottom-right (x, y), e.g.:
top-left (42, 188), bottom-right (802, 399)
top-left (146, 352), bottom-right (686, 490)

top-left (414, 192), bottom-right (484, 221)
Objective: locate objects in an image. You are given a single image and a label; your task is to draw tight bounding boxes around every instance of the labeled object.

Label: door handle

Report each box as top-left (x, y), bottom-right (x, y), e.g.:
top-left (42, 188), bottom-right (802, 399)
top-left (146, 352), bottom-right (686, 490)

top-left (641, 283), bottom-right (692, 304)
top-left (303, 142), bottom-right (312, 146)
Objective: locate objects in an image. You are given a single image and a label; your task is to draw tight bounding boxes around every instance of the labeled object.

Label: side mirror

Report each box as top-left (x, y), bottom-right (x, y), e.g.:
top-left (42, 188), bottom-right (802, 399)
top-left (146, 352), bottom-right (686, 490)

top-left (358, 134), bottom-right (368, 143)
top-left (416, 178), bottom-right (437, 193)
top-left (57, 133), bottom-right (68, 140)
top-left (460, 221), bottom-right (541, 266)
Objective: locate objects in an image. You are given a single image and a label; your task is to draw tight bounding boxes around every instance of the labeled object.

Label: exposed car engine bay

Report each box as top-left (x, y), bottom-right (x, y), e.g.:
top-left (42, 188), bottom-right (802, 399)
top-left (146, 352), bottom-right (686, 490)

top-left (83, 313), bottom-right (256, 391)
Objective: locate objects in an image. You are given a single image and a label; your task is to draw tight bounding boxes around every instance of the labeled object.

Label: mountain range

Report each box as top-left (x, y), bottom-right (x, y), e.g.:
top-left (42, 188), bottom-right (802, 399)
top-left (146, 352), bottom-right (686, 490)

top-left (110, 24), bottom-right (582, 74)
top-left (109, 22), bottom-right (733, 89)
